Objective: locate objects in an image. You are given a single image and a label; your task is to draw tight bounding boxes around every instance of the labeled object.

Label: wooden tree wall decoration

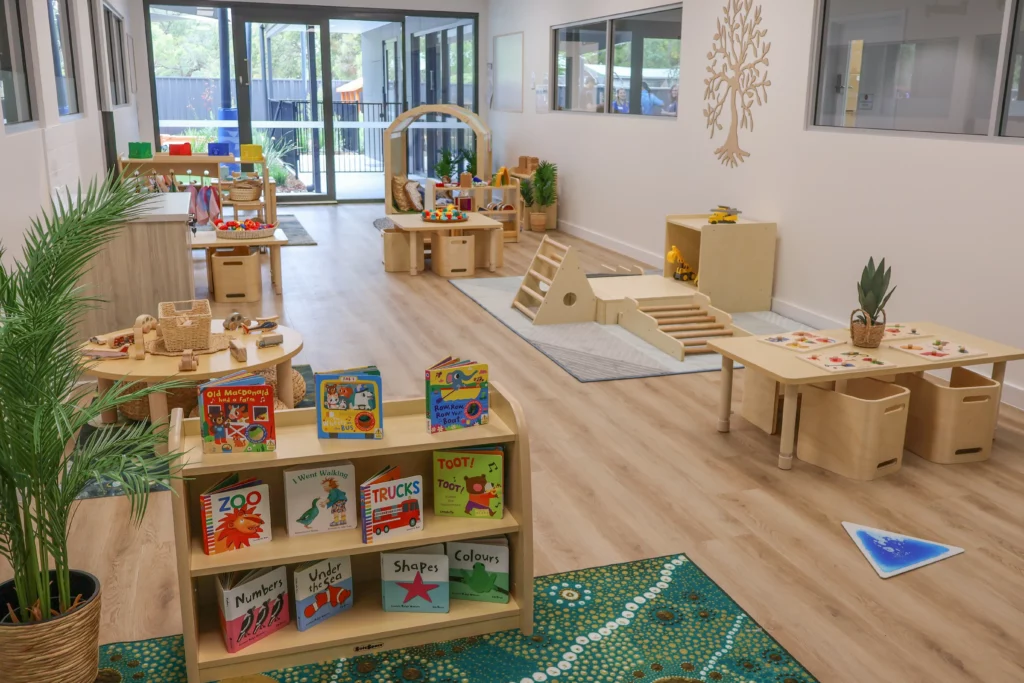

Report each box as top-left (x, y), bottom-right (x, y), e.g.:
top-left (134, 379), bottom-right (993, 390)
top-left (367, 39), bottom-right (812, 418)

top-left (703, 0), bottom-right (772, 168)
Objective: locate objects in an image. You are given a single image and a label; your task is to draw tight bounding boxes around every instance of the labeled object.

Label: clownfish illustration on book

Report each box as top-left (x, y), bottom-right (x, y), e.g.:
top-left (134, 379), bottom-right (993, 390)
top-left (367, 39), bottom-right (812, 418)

top-left (216, 566), bottom-right (290, 652)
top-left (426, 358), bottom-right (489, 433)
top-left (293, 556), bottom-right (353, 631)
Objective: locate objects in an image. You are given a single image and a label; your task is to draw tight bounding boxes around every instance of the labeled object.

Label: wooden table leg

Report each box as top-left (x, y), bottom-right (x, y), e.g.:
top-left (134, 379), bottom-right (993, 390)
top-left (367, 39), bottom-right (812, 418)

top-left (205, 249), bottom-right (214, 296)
top-left (992, 361), bottom-right (1007, 438)
top-left (277, 357), bottom-right (295, 408)
top-left (489, 228), bottom-right (499, 272)
top-left (717, 357), bottom-right (734, 433)
top-left (148, 386), bottom-right (170, 456)
top-left (408, 232), bottom-right (419, 275)
top-left (270, 245), bottom-right (283, 295)
top-left (778, 384), bottom-right (799, 470)
top-left (97, 378), bottom-right (119, 424)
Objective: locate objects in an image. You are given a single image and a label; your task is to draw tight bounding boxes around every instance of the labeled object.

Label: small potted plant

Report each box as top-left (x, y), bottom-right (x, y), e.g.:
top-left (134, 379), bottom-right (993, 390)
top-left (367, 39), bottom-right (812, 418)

top-left (851, 257), bottom-right (895, 348)
top-left (433, 148), bottom-right (458, 185)
top-left (531, 161), bottom-right (558, 231)
top-left (520, 178), bottom-right (542, 231)
top-left (458, 146), bottom-right (477, 178)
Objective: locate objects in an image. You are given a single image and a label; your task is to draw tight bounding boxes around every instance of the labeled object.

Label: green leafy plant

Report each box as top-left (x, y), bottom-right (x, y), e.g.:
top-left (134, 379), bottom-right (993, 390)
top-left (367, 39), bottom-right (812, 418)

top-left (458, 147), bottom-right (477, 176)
top-left (253, 131), bottom-right (300, 185)
top-left (533, 161), bottom-right (558, 208)
top-left (520, 178), bottom-right (535, 208)
top-left (433, 148), bottom-right (458, 180)
top-left (855, 257), bottom-right (895, 325)
top-left (0, 174), bottom-right (185, 623)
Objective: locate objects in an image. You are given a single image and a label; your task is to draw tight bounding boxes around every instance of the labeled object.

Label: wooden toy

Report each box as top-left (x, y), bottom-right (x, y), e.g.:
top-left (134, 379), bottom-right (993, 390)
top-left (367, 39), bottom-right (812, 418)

top-left (223, 312), bottom-right (247, 331)
top-left (618, 295), bottom-right (734, 360)
top-left (135, 314), bottom-right (158, 334)
top-left (459, 172), bottom-right (473, 188)
top-left (240, 144), bottom-right (264, 163)
top-left (130, 317), bottom-right (149, 361)
top-left (512, 236), bottom-right (597, 325)
top-left (666, 246), bottom-right (698, 283)
top-left (708, 206), bottom-right (741, 224)
top-left (229, 339), bottom-right (248, 363)
top-left (257, 333), bottom-right (284, 348)
top-left (90, 329), bottom-right (134, 348)
top-left (207, 142), bottom-right (229, 156)
top-left (81, 348), bottom-right (129, 360)
top-left (421, 206), bottom-right (468, 223)
top-left (128, 141), bottom-right (152, 159)
top-left (169, 142), bottom-right (192, 156)
top-left (178, 348), bottom-right (198, 372)
top-left (242, 316), bottom-right (280, 334)
top-left (492, 166), bottom-right (511, 187)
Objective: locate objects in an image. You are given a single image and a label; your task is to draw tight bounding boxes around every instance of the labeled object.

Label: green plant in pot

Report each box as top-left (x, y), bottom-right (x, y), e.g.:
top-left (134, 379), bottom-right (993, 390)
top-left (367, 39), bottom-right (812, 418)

top-left (433, 148), bottom-right (459, 184)
top-left (851, 256), bottom-right (895, 348)
top-left (0, 174), bottom-right (185, 683)
top-left (458, 147), bottom-right (478, 177)
top-left (530, 161), bottom-right (558, 231)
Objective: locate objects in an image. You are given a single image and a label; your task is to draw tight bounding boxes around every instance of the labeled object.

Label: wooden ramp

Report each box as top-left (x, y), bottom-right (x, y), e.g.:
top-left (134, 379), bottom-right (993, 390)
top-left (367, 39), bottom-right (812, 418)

top-left (512, 235), bottom-right (597, 325)
top-left (618, 293), bottom-right (735, 360)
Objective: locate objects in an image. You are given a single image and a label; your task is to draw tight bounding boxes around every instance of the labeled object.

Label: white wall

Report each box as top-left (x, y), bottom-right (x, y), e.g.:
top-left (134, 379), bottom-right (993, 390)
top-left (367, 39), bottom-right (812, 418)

top-left (486, 0), bottom-right (1024, 403)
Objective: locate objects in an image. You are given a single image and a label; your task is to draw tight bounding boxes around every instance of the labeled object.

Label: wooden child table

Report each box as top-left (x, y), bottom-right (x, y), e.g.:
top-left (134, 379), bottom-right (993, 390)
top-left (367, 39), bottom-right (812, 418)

top-left (192, 228), bottom-right (289, 296)
top-left (388, 212), bottom-right (504, 275)
top-left (709, 322), bottom-right (1024, 470)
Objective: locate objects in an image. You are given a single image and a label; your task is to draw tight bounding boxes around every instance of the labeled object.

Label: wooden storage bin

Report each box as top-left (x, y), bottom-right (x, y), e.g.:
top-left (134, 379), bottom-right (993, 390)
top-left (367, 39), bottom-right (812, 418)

top-left (896, 368), bottom-right (1000, 464)
top-left (431, 234), bottom-right (476, 278)
top-left (382, 228), bottom-right (424, 273)
top-left (797, 378), bottom-right (910, 480)
top-left (211, 247), bottom-right (262, 303)
top-left (741, 368), bottom-right (783, 434)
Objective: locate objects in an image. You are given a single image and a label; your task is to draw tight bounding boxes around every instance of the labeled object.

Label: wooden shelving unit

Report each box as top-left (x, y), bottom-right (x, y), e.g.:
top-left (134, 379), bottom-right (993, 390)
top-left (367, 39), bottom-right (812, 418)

top-left (168, 383), bottom-right (533, 683)
top-left (426, 182), bottom-right (522, 243)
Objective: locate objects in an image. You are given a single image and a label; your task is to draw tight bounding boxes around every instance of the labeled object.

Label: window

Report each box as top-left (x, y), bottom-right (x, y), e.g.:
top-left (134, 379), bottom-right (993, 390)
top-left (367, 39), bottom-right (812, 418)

top-left (552, 6), bottom-right (682, 116)
top-left (814, 0), bottom-right (1003, 135)
top-left (1, 0), bottom-right (32, 124)
top-left (1001, 2), bottom-right (1024, 136)
top-left (104, 6), bottom-right (128, 106)
top-left (48, 0), bottom-right (80, 115)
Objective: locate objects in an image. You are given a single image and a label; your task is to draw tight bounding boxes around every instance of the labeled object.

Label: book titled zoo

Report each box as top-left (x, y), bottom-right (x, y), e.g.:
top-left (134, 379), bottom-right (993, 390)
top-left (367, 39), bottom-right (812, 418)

top-left (199, 371), bottom-right (276, 454)
top-left (448, 538), bottom-right (510, 603)
top-left (315, 366), bottom-right (383, 440)
top-left (200, 473), bottom-right (272, 556)
top-left (284, 461), bottom-right (357, 537)
top-left (433, 447), bottom-right (504, 519)
top-left (425, 358), bottom-right (489, 433)
top-left (216, 566), bottom-right (290, 653)
top-left (359, 465), bottom-right (423, 545)
top-left (381, 544), bottom-right (449, 614)
top-left (293, 555), bottom-right (353, 632)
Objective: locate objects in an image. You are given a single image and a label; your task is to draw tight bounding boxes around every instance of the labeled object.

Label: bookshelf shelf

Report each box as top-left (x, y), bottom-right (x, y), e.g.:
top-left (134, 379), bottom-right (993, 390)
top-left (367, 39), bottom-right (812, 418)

top-left (168, 382), bottom-right (533, 683)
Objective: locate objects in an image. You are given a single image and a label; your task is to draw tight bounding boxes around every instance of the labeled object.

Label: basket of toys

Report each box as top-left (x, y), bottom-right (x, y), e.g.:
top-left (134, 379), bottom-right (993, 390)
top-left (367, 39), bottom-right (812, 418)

top-left (229, 179), bottom-right (263, 202)
top-left (158, 299), bottom-right (212, 351)
top-left (121, 385), bottom-right (200, 422)
top-left (421, 207), bottom-right (468, 223)
top-left (213, 218), bottom-right (277, 240)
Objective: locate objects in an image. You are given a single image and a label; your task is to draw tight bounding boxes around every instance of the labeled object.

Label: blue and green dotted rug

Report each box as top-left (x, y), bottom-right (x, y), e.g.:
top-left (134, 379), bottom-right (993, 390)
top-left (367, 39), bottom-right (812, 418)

top-left (97, 555), bottom-right (817, 683)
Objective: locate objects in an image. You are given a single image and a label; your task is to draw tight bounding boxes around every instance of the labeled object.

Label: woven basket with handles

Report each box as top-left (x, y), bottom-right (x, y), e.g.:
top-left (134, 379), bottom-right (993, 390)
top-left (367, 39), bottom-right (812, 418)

top-left (159, 300), bottom-right (212, 352)
top-left (216, 224), bottom-right (277, 240)
top-left (230, 179), bottom-right (262, 202)
top-left (256, 366), bottom-right (307, 403)
top-left (120, 385), bottom-right (199, 422)
top-left (850, 308), bottom-right (886, 349)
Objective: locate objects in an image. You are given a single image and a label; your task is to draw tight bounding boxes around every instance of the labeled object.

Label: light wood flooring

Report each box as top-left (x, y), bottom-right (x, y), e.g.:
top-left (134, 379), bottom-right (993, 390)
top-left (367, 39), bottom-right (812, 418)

top-left (4, 203), bottom-right (1023, 682)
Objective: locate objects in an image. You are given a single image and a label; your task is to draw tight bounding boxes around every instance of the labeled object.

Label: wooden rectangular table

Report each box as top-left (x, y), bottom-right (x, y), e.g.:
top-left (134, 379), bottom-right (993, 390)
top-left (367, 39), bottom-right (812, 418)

top-left (388, 212), bottom-right (504, 275)
top-left (192, 228), bottom-right (289, 295)
top-left (709, 322), bottom-right (1024, 470)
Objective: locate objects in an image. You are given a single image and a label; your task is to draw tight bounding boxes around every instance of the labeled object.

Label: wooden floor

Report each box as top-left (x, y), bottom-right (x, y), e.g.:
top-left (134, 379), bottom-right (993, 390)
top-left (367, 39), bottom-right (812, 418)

top-left (6, 204), bottom-right (1024, 682)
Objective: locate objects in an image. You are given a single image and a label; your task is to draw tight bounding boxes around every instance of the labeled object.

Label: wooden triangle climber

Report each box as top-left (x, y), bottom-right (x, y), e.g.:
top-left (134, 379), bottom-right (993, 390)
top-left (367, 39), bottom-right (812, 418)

top-left (512, 236), bottom-right (596, 325)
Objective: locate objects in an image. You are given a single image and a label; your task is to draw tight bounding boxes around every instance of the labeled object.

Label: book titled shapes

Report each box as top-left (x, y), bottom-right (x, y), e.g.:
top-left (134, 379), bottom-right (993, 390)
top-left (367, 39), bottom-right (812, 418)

top-left (426, 358), bottom-right (489, 433)
top-left (199, 371), bottom-right (276, 454)
top-left (284, 462), bottom-right (357, 537)
top-left (433, 447), bottom-right (504, 519)
top-left (359, 465), bottom-right (423, 544)
top-left (216, 566), bottom-right (289, 652)
top-left (293, 556), bottom-right (353, 631)
top-left (200, 474), bottom-right (272, 556)
top-left (315, 366), bottom-right (383, 439)
top-left (381, 544), bottom-right (449, 613)
top-left (448, 538), bottom-right (509, 603)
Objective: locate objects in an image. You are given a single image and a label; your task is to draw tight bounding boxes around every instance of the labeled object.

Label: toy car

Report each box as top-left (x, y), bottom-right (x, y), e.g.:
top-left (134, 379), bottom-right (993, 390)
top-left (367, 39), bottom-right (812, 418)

top-left (708, 206), bottom-right (741, 224)
top-left (666, 246), bottom-right (699, 284)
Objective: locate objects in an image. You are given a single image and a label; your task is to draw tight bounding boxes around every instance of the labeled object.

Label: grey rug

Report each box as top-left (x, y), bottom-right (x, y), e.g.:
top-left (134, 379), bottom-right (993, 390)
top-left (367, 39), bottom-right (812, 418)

top-left (373, 217), bottom-right (395, 231)
top-left (450, 276), bottom-right (807, 383)
top-left (195, 214), bottom-right (317, 246)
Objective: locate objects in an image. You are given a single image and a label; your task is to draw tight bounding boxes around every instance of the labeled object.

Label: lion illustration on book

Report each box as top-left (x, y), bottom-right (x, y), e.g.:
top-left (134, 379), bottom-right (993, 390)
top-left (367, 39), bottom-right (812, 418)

top-left (216, 504), bottom-right (265, 550)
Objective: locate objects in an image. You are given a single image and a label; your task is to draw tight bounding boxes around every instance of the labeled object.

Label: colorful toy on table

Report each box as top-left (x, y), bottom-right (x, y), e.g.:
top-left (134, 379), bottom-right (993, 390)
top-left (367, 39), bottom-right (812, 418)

top-left (242, 316), bottom-right (280, 334)
top-left (491, 167), bottom-right (511, 187)
top-left (214, 218), bottom-right (271, 233)
top-left (666, 246), bottom-right (698, 284)
top-left (421, 206), bottom-right (468, 223)
top-left (128, 141), bottom-right (152, 159)
top-left (708, 206), bottom-right (741, 224)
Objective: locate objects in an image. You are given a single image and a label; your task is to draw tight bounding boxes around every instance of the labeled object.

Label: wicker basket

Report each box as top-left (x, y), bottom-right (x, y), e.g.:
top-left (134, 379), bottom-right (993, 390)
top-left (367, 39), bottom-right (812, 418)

top-left (215, 224), bottom-right (278, 240)
top-left (120, 385), bottom-right (200, 422)
top-left (850, 308), bottom-right (886, 349)
top-left (257, 366), bottom-right (307, 403)
top-left (230, 180), bottom-right (263, 202)
top-left (158, 300), bottom-right (212, 352)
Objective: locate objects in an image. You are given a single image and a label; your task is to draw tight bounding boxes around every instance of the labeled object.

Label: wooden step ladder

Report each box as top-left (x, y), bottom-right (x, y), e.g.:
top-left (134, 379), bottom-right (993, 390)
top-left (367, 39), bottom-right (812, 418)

top-left (618, 295), bottom-right (735, 360)
top-left (512, 235), bottom-right (597, 325)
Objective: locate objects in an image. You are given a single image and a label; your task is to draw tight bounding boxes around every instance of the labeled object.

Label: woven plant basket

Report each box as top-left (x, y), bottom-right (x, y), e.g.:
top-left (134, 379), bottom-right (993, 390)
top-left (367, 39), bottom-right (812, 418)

top-left (120, 385), bottom-right (199, 422)
top-left (0, 570), bottom-right (102, 683)
top-left (159, 300), bottom-right (212, 352)
top-left (256, 367), bottom-right (307, 402)
top-left (850, 308), bottom-right (886, 349)
top-left (230, 179), bottom-right (263, 202)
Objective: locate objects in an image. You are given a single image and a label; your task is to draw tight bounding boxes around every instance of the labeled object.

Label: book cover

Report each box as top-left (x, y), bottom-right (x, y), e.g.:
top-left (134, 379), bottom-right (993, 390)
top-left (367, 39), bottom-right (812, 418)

top-left (293, 556), bottom-right (353, 631)
top-left (284, 462), bottom-right (357, 537)
top-left (433, 447), bottom-right (504, 519)
top-left (359, 466), bottom-right (423, 544)
top-left (448, 538), bottom-right (510, 603)
top-left (425, 358), bottom-right (489, 433)
top-left (315, 366), bottom-right (383, 440)
top-left (199, 372), bottom-right (276, 454)
top-left (200, 475), bottom-right (272, 555)
top-left (381, 544), bottom-right (449, 613)
top-left (216, 566), bottom-right (289, 653)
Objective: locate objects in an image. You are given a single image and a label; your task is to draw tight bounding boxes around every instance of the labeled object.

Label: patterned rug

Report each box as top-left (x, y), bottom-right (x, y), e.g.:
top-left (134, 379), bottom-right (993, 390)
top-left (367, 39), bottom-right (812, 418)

top-left (194, 214), bottom-right (318, 246)
top-left (94, 555), bottom-right (816, 683)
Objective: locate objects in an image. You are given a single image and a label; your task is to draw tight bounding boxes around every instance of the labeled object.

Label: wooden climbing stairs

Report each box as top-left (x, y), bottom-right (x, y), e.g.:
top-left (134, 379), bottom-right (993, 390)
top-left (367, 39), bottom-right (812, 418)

top-left (618, 294), bottom-right (735, 361)
top-left (512, 235), bottom-right (597, 325)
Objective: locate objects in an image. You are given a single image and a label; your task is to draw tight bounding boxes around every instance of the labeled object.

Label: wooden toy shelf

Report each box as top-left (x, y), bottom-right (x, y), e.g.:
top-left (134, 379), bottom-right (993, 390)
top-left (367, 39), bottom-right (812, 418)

top-left (168, 382), bottom-right (533, 683)
top-left (426, 182), bottom-right (522, 243)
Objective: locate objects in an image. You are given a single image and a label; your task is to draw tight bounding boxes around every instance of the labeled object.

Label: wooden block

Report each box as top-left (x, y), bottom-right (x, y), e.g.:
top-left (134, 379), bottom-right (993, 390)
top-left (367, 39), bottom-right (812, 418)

top-left (179, 349), bottom-right (198, 372)
top-left (257, 333), bottom-right (284, 348)
top-left (229, 339), bottom-right (247, 363)
top-left (131, 324), bottom-right (146, 360)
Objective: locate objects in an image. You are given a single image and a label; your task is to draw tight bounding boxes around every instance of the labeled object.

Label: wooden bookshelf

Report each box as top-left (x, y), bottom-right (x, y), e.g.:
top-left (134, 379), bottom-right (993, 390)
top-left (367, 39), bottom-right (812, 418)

top-left (168, 382), bottom-right (533, 683)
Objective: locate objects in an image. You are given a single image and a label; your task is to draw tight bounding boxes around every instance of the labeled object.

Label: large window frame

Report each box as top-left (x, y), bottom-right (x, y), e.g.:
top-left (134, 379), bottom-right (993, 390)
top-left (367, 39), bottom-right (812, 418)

top-left (104, 4), bottom-right (128, 106)
top-left (48, 0), bottom-right (81, 116)
top-left (1, 0), bottom-right (33, 125)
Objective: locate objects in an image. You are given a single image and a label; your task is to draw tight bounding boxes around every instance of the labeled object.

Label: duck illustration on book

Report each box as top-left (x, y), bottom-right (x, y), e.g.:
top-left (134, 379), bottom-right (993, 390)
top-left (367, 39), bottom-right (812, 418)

top-left (294, 478), bottom-right (349, 530)
top-left (296, 498), bottom-right (320, 530)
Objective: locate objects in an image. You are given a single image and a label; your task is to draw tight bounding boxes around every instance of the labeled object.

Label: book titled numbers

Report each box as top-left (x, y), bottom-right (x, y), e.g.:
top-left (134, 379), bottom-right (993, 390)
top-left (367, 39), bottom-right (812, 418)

top-left (216, 566), bottom-right (289, 653)
top-left (284, 462), bottom-right (356, 537)
top-left (381, 544), bottom-right (449, 613)
top-left (448, 538), bottom-right (510, 604)
top-left (433, 447), bottom-right (504, 519)
top-left (200, 474), bottom-right (272, 556)
top-left (426, 358), bottom-right (489, 433)
top-left (315, 366), bottom-right (383, 439)
top-left (199, 371), bottom-right (276, 454)
top-left (293, 556), bottom-right (353, 632)
top-left (359, 465), bottom-right (423, 544)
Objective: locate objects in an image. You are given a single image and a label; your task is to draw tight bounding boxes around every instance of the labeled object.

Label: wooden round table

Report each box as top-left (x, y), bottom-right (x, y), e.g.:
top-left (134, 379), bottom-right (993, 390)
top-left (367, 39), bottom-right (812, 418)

top-left (84, 322), bottom-right (303, 445)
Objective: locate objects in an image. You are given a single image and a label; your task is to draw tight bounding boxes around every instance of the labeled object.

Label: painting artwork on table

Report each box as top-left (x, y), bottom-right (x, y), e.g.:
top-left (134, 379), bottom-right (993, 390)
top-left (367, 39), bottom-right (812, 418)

top-left (758, 331), bottom-right (843, 353)
top-left (801, 350), bottom-right (896, 373)
top-left (890, 339), bottom-right (987, 362)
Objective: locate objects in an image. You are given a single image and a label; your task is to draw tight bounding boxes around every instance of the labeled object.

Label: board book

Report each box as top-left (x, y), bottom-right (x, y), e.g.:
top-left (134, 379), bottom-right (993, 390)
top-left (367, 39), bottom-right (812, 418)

top-left (448, 538), bottom-right (510, 603)
top-left (216, 566), bottom-right (289, 653)
top-left (433, 447), bottom-right (504, 519)
top-left (198, 371), bottom-right (276, 454)
top-left (284, 461), bottom-right (357, 537)
top-left (757, 331), bottom-right (843, 353)
top-left (889, 339), bottom-right (987, 362)
top-left (200, 474), bottom-right (272, 555)
top-left (381, 544), bottom-right (449, 613)
top-left (293, 555), bottom-right (353, 631)
top-left (359, 465), bottom-right (423, 544)
top-left (426, 357), bottom-right (489, 433)
top-left (315, 366), bottom-right (383, 439)
top-left (800, 350), bottom-right (896, 374)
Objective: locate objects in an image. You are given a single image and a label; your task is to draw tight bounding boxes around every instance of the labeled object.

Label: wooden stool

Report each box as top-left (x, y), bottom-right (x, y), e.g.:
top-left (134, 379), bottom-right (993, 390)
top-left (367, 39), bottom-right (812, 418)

top-left (231, 200), bottom-right (266, 223)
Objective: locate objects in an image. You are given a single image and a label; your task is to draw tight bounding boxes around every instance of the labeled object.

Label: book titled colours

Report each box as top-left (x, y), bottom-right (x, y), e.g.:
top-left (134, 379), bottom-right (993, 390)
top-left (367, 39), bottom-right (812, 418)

top-left (200, 474), bottom-right (272, 555)
top-left (433, 447), bottom-right (504, 519)
top-left (359, 465), bottom-right (423, 544)
top-left (448, 538), bottom-right (510, 603)
top-left (216, 566), bottom-right (289, 653)
top-left (426, 358), bottom-right (489, 433)
top-left (381, 544), bottom-right (449, 613)
top-left (284, 462), bottom-right (357, 537)
top-left (315, 366), bottom-right (383, 440)
top-left (293, 556), bottom-right (353, 631)
top-left (199, 371), bottom-right (276, 454)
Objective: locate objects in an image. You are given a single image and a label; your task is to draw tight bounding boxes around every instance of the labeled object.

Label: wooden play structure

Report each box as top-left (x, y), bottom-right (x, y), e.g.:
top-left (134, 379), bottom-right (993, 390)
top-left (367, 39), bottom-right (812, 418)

top-left (618, 296), bottom-right (735, 360)
top-left (512, 236), bottom-right (596, 324)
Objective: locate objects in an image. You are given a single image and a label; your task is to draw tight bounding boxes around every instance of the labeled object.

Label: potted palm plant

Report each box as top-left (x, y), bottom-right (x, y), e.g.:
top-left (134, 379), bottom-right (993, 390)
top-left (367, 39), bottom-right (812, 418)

top-left (520, 178), bottom-right (540, 231)
top-left (0, 174), bottom-right (185, 683)
top-left (458, 146), bottom-right (478, 178)
top-left (851, 257), bottom-right (895, 348)
top-left (531, 161), bottom-right (558, 231)
top-left (433, 148), bottom-right (458, 184)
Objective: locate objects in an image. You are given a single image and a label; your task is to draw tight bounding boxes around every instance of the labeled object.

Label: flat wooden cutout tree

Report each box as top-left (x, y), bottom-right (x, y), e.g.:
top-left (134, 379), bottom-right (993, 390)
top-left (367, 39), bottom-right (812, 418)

top-left (703, 0), bottom-right (772, 168)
